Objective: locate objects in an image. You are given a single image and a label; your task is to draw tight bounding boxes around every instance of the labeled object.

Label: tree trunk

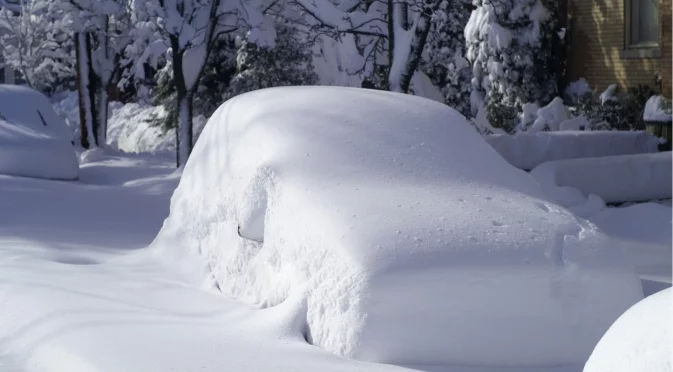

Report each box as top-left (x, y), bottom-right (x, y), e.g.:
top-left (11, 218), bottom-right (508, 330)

top-left (170, 42), bottom-right (193, 167)
top-left (86, 33), bottom-right (99, 146)
top-left (397, 3), bottom-right (434, 94)
top-left (97, 87), bottom-right (108, 148)
top-left (75, 32), bottom-right (97, 148)
top-left (177, 90), bottom-right (194, 167)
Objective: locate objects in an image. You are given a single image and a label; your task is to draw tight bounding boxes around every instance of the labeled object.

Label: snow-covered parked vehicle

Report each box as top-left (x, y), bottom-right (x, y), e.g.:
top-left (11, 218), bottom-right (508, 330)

top-left (0, 85), bottom-right (78, 180)
top-left (152, 87), bottom-right (643, 367)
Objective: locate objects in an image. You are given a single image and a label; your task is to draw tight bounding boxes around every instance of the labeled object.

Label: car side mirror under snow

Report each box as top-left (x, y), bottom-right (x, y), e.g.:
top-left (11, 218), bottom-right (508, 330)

top-left (237, 224), bottom-right (263, 243)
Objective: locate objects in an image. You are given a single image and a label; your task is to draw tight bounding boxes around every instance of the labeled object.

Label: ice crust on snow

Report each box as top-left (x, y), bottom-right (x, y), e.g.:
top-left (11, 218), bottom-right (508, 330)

top-left (485, 131), bottom-right (659, 170)
top-left (583, 288), bottom-right (672, 372)
top-left (0, 85), bottom-right (78, 180)
top-left (153, 86), bottom-right (642, 366)
top-left (531, 152), bottom-right (672, 204)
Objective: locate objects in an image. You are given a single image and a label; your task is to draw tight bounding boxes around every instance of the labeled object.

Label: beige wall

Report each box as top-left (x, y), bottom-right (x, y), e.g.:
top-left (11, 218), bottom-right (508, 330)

top-left (567, 0), bottom-right (671, 98)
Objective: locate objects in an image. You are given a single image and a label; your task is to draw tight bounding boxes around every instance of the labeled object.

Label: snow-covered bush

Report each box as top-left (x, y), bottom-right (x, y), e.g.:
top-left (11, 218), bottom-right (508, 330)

top-left (564, 78), bottom-right (592, 105)
top-left (575, 84), bottom-right (657, 130)
top-left (421, 0), bottom-right (473, 117)
top-left (153, 86), bottom-right (642, 366)
top-left (466, 0), bottom-right (563, 130)
top-left (644, 95), bottom-right (673, 122)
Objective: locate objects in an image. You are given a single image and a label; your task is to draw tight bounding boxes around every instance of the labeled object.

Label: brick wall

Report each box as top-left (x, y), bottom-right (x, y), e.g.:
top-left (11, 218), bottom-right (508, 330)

top-left (567, 0), bottom-right (672, 98)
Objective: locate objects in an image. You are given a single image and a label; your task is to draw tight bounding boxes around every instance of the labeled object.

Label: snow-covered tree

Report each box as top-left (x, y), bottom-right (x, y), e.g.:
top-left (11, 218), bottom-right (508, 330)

top-left (57, 0), bottom-right (133, 148)
top-left (465, 0), bottom-right (562, 130)
top-left (293, 0), bottom-right (439, 93)
top-left (151, 34), bottom-right (237, 132)
top-left (227, 23), bottom-right (318, 98)
top-left (128, 0), bottom-right (274, 166)
top-left (0, 0), bottom-right (74, 93)
top-left (421, 0), bottom-right (472, 117)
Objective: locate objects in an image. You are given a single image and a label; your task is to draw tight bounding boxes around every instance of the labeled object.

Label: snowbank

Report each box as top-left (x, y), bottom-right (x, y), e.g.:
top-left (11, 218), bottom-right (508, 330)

top-left (590, 203), bottom-right (672, 248)
top-left (485, 131), bottom-right (660, 170)
top-left (0, 85), bottom-right (78, 180)
top-left (152, 86), bottom-right (642, 367)
top-left (583, 288), bottom-right (672, 372)
top-left (531, 152), bottom-right (672, 204)
top-left (644, 95), bottom-right (672, 122)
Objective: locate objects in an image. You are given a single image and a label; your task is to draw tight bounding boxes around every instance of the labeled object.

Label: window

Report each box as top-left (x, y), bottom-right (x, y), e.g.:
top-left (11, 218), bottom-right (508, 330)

top-left (629, 0), bottom-right (660, 47)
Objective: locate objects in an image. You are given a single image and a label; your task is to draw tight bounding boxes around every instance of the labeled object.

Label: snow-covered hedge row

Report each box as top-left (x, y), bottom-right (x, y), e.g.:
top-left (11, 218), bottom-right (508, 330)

top-left (531, 152), bottom-right (672, 204)
top-left (485, 131), bottom-right (660, 170)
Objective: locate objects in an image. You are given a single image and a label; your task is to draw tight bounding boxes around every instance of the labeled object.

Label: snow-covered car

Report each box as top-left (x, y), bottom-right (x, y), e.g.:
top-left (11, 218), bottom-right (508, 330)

top-left (0, 84), bottom-right (78, 180)
top-left (152, 87), bottom-right (642, 367)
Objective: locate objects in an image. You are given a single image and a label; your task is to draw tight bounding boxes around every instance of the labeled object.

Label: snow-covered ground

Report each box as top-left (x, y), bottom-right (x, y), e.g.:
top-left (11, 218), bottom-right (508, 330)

top-left (1, 152), bottom-right (653, 372)
top-left (0, 154), bottom-right (418, 372)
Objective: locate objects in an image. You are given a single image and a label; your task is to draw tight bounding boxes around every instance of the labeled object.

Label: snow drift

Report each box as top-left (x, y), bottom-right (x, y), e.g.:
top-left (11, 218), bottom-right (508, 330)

top-left (531, 152), bottom-right (672, 204)
top-left (485, 131), bottom-right (660, 170)
top-left (0, 85), bottom-right (78, 180)
top-left (583, 288), bottom-right (672, 372)
top-left (153, 87), bottom-right (642, 366)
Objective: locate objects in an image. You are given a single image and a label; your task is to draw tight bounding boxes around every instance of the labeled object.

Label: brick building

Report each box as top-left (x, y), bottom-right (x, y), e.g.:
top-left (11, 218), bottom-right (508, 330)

top-left (566, 0), bottom-right (672, 97)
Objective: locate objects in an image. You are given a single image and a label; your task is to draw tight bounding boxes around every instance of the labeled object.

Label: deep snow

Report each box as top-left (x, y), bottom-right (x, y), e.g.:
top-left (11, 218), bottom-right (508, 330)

top-left (0, 154), bottom-right (417, 372)
top-left (0, 143), bottom-right (668, 372)
top-left (153, 86), bottom-right (642, 367)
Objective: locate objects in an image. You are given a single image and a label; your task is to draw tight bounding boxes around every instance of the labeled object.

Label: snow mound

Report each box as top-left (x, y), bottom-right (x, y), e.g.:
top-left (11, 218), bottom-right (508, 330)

top-left (0, 85), bottom-right (78, 180)
top-left (560, 116), bottom-right (589, 131)
top-left (153, 86), bottom-right (642, 367)
top-left (584, 288), bottom-right (672, 372)
top-left (531, 152), bottom-right (672, 204)
top-left (529, 97), bottom-right (570, 133)
top-left (485, 131), bottom-right (660, 170)
top-left (79, 147), bottom-right (105, 164)
top-left (644, 95), bottom-right (673, 122)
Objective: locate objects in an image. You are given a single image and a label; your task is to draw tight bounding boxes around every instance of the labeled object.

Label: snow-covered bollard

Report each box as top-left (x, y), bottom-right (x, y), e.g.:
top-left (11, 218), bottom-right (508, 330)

top-left (152, 86), bottom-right (643, 367)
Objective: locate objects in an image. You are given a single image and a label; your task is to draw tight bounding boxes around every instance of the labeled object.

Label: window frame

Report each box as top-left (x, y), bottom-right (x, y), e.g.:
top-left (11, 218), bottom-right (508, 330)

top-left (625, 0), bottom-right (661, 48)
